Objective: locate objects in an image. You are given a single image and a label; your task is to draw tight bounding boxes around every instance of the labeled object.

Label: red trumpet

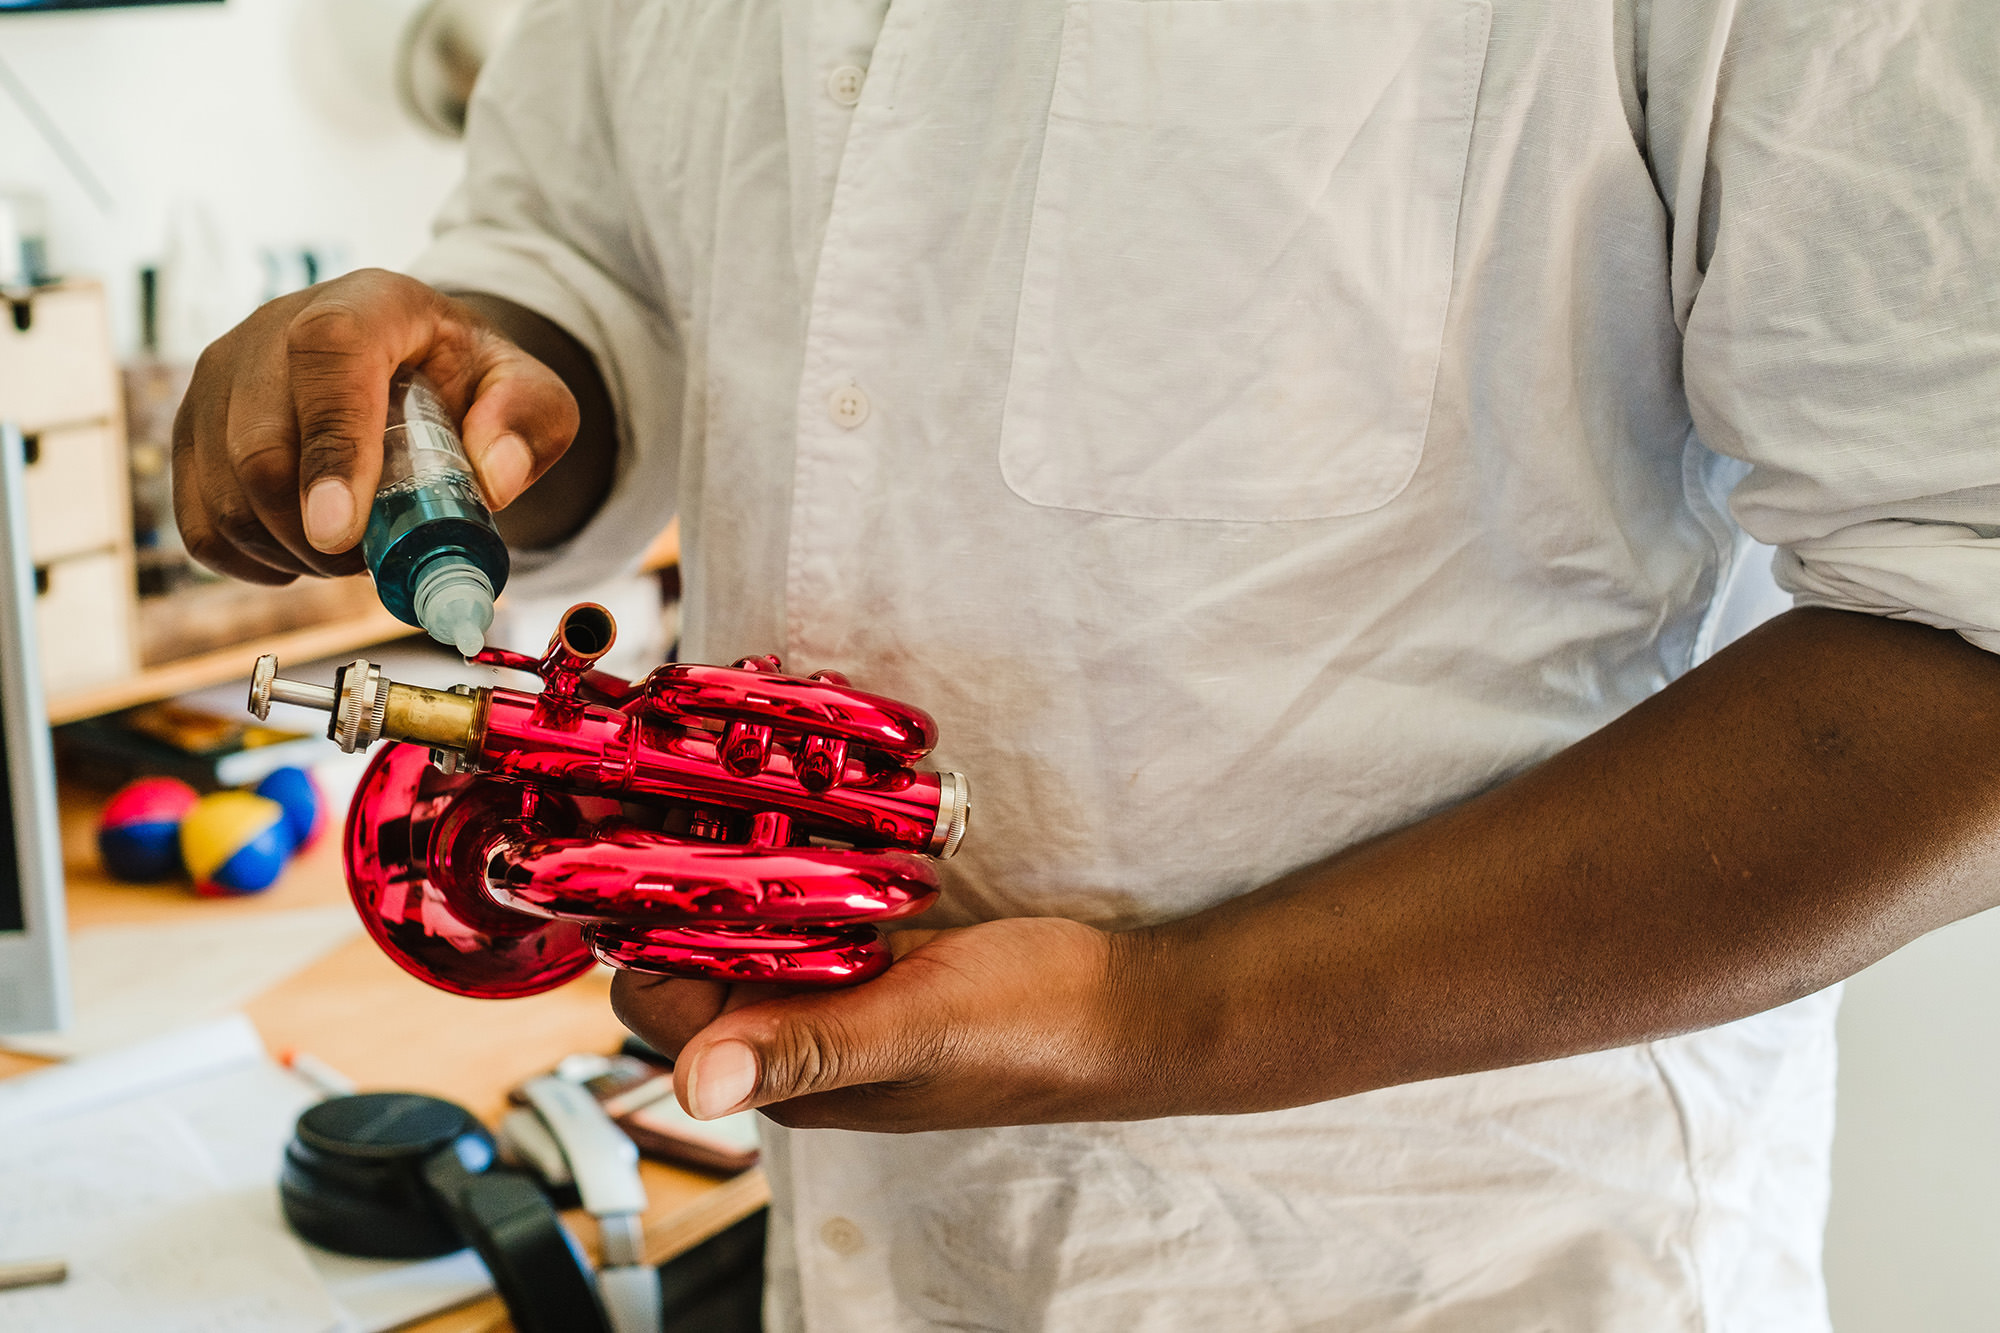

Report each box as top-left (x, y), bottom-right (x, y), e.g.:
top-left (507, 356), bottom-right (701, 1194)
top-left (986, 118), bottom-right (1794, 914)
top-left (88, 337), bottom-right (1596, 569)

top-left (247, 604), bottom-right (969, 999)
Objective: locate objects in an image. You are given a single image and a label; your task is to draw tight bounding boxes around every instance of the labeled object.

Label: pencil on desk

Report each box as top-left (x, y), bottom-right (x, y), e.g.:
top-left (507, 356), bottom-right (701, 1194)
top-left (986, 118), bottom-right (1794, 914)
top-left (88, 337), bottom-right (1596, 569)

top-left (0, 1258), bottom-right (67, 1291)
top-left (280, 1048), bottom-right (357, 1098)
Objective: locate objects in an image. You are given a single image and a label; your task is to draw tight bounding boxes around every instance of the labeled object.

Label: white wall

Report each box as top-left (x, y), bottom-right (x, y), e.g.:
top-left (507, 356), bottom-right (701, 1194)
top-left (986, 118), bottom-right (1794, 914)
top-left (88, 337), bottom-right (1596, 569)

top-left (1827, 911), bottom-right (2000, 1331)
top-left (0, 0), bottom-right (462, 356)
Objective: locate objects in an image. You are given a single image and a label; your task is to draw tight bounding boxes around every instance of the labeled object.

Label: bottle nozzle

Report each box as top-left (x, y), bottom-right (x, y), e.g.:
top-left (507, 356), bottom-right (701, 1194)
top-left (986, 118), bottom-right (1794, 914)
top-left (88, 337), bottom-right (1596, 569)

top-left (412, 559), bottom-right (496, 659)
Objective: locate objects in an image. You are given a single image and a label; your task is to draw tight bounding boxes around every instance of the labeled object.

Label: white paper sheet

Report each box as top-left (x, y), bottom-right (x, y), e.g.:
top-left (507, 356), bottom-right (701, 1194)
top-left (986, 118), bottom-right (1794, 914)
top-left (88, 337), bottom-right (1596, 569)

top-left (0, 1016), bottom-right (500, 1332)
top-left (0, 1012), bottom-right (266, 1127)
top-left (305, 1247), bottom-right (495, 1333)
top-left (141, 1051), bottom-right (496, 1333)
top-left (0, 1021), bottom-right (343, 1333)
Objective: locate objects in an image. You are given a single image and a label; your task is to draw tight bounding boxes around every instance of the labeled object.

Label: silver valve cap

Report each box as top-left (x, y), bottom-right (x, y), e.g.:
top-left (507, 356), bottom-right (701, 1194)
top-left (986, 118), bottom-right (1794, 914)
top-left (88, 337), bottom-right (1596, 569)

top-left (929, 771), bottom-right (970, 859)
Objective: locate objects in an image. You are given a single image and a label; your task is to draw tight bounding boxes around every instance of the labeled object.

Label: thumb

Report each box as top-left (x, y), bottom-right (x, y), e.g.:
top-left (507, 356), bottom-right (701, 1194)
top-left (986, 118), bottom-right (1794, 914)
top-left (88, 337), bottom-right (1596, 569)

top-left (675, 982), bottom-right (931, 1121)
top-left (452, 335), bottom-right (579, 513)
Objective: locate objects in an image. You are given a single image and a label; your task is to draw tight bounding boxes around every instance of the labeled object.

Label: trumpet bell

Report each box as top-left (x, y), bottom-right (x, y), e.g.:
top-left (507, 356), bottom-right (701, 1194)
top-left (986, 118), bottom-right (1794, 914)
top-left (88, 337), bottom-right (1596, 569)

top-left (345, 742), bottom-right (599, 998)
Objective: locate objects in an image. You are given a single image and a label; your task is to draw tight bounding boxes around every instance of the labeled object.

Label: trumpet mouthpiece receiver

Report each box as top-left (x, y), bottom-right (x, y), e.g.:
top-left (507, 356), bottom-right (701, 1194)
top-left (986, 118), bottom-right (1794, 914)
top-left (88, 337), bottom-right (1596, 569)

top-left (245, 655), bottom-right (480, 755)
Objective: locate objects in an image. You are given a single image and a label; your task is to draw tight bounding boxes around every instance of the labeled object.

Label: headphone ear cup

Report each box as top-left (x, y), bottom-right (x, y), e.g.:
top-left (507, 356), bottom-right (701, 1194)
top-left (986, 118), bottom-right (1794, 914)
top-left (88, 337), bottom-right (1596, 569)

top-left (280, 1093), bottom-right (483, 1259)
top-left (280, 1092), bottom-right (617, 1333)
top-left (451, 1172), bottom-right (614, 1333)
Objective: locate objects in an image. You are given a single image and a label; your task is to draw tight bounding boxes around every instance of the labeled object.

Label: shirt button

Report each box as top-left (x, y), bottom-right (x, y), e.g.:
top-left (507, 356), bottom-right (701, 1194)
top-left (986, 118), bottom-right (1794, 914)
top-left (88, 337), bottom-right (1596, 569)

top-left (826, 65), bottom-right (866, 107)
top-left (819, 1216), bottom-right (865, 1256)
top-left (827, 384), bottom-right (871, 429)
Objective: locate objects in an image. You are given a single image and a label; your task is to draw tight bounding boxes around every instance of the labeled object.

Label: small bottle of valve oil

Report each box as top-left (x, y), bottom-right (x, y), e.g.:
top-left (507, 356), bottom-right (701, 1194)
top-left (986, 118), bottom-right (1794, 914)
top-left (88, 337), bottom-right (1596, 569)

top-left (363, 370), bottom-right (510, 657)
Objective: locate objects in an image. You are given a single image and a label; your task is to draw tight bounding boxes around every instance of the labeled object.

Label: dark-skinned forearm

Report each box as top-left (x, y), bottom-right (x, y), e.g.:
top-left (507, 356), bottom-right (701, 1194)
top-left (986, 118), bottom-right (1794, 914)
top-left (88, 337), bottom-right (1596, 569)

top-left (450, 292), bottom-right (619, 550)
top-left (1112, 608), bottom-right (2000, 1115)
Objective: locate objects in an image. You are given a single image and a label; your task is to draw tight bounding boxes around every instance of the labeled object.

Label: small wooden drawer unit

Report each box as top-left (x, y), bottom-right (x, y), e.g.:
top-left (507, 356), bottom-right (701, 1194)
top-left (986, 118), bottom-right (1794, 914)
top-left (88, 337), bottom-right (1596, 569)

top-left (22, 422), bottom-right (125, 563)
top-left (2, 282), bottom-right (136, 692)
top-left (32, 549), bottom-right (134, 688)
top-left (0, 285), bottom-right (121, 431)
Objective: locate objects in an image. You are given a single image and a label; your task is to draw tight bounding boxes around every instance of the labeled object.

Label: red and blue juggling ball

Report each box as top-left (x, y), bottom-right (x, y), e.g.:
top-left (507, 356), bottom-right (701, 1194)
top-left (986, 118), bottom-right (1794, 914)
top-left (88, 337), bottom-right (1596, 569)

top-left (180, 790), bottom-right (294, 897)
top-left (97, 777), bottom-right (201, 882)
top-left (255, 766), bottom-right (324, 851)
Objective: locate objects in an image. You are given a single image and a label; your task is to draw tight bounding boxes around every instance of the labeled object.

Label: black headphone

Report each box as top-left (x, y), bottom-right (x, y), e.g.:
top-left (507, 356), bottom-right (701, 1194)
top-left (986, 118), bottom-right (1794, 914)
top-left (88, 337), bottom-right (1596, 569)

top-left (279, 1091), bottom-right (613, 1333)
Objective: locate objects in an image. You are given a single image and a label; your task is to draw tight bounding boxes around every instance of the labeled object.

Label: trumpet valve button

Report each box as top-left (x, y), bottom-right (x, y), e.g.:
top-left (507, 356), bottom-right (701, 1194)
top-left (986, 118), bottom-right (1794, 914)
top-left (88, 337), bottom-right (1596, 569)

top-left (721, 721), bottom-right (774, 777)
top-left (797, 734), bottom-right (848, 792)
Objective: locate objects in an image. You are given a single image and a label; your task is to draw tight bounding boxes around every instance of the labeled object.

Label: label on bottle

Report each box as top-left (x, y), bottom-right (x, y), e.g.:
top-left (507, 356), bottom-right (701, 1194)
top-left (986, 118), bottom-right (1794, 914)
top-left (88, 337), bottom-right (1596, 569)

top-left (378, 378), bottom-right (477, 494)
top-left (401, 420), bottom-right (472, 478)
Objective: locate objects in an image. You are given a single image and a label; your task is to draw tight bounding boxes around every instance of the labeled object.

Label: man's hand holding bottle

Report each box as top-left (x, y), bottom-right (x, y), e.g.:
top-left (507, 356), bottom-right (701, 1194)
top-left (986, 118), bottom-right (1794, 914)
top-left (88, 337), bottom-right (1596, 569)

top-left (171, 268), bottom-right (604, 586)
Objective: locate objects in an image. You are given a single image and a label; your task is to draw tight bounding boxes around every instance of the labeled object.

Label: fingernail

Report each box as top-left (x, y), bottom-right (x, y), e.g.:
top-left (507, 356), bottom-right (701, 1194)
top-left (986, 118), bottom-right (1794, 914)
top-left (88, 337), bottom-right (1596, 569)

top-left (687, 1040), bottom-right (758, 1120)
top-left (304, 479), bottom-right (354, 552)
top-left (478, 433), bottom-right (533, 509)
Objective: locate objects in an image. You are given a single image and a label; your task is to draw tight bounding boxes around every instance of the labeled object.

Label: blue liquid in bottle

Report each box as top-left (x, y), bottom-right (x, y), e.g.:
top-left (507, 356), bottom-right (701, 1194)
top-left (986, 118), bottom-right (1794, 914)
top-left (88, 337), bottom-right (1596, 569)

top-left (362, 370), bottom-right (510, 657)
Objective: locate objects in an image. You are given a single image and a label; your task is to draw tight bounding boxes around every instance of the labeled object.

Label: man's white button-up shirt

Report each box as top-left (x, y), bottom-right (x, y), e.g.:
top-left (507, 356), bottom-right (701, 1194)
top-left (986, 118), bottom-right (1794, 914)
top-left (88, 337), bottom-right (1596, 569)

top-left (414, 0), bottom-right (2000, 1327)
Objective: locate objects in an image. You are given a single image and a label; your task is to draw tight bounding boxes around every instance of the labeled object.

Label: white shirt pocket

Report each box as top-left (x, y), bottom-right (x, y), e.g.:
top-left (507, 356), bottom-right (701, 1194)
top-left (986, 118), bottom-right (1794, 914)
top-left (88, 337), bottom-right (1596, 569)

top-left (1001, 0), bottom-right (1492, 521)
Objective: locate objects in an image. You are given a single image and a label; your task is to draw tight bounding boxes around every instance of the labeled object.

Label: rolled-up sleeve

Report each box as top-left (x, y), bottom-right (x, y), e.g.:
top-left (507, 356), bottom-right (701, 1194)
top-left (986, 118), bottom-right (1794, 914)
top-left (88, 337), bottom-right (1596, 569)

top-left (409, 0), bottom-right (683, 594)
top-left (1674, 0), bottom-right (2000, 651)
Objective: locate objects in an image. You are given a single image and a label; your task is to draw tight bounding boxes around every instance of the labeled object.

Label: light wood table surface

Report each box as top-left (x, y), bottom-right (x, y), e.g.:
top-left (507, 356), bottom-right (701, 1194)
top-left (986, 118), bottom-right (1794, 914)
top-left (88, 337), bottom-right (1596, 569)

top-left (0, 785), bottom-right (769, 1333)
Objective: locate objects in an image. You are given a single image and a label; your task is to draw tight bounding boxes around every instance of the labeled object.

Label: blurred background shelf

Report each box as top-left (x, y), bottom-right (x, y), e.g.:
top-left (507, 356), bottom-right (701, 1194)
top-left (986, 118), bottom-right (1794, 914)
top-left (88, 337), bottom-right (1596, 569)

top-left (46, 599), bottom-right (415, 726)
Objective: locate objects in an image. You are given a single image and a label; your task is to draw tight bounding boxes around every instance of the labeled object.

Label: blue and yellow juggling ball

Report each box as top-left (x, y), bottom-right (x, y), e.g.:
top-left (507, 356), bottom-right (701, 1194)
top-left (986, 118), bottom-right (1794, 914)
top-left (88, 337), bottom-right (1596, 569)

top-left (97, 777), bottom-right (201, 882)
top-left (255, 766), bottom-right (324, 851)
top-left (180, 790), bottom-right (294, 897)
